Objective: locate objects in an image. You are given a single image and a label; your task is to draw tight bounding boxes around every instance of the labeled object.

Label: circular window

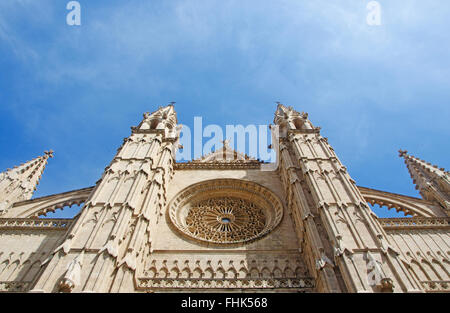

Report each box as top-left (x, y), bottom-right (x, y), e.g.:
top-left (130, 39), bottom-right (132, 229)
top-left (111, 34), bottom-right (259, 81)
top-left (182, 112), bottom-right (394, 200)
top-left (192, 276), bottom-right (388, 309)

top-left (168, 179), bottom-right (284, 245)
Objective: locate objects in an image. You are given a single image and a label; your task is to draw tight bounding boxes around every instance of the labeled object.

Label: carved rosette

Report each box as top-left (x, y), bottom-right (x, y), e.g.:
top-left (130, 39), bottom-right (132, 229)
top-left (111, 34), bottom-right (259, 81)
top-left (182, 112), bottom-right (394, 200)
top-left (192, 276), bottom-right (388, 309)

top-left (168, 179), bottom-right (284, 245)
top-left (185, 197), bottom-right (266, 243)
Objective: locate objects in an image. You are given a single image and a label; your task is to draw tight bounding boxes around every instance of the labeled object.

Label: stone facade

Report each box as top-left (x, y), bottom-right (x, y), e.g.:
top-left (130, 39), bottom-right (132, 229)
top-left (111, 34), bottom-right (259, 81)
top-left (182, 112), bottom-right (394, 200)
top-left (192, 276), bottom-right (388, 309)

top-left (0, 104), bottom-right (448, 293)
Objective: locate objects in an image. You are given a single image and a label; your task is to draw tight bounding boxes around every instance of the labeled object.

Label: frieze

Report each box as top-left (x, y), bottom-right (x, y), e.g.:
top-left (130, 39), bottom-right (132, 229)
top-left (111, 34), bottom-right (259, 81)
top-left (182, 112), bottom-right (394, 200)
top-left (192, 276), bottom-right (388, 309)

top-left (379, 217), bottom-right (449, 230)
top-left (421, 280), bottom-right (450, 292)
top-left (0, 281), bottom-right (31, 293)
top-left (136, 277), bottom-right (314, 290)
top-left (174, 162), bottom-right (262, 170)
top-left (0, 218), bottom-right (73, 230)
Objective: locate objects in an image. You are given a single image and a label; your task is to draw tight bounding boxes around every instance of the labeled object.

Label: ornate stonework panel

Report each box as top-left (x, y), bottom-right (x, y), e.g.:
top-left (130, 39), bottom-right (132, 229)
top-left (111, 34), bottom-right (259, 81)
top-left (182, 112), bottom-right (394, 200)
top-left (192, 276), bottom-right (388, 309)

top-left (185, 197), bottom-right (266, 244)
top-left (0, 281), bottom-right (31, 293)
top-left (379, 217), bottom-right (449, 229)
top-left (421, 281), bottom-right (450, 292)
top-left (138, 252), bottom-right (312, 291)
top-left (0, 218), bottom-right (73, 230)
top-left (137, 277), bottom-right (314, 290)
top-left (167, 179), bottom-right (284, 245)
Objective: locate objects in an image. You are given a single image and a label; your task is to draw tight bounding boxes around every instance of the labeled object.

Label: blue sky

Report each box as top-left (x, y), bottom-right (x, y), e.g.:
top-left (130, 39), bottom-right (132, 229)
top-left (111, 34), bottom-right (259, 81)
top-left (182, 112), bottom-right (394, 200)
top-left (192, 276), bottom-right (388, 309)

top-left (0, 1), bottom-right (449, 218)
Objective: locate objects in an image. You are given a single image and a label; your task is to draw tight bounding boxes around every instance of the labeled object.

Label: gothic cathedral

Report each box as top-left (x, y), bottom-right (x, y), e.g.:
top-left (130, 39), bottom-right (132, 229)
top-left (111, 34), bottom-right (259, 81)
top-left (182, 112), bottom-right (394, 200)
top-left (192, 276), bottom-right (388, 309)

top-left (0, 104), bottom-right (448, 293)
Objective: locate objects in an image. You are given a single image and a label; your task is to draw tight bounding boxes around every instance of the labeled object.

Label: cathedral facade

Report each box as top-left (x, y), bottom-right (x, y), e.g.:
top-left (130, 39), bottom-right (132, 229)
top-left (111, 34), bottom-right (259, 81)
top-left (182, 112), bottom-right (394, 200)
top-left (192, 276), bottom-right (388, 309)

top-left (0, 104), bottom-right (448, 293)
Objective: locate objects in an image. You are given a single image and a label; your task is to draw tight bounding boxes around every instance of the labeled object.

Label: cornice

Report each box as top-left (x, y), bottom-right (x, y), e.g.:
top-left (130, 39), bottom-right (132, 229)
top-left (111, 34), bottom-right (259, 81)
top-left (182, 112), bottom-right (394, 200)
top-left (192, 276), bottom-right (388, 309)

top-left (0, 218), bottom-right (74, 230)
top-left (174, 162), bottom-right (262, 170)
top-left (379, 217), bottom-right (449, 230)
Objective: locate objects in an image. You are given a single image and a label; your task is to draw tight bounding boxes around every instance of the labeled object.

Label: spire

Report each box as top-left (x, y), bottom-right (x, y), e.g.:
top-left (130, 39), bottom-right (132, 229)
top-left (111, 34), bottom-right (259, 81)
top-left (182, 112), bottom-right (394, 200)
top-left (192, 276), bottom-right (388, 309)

top-left (136, 104), bottom-right (178, 139)
top-left (273, 103), bottom-right (316, 137)
top-left (0, 150), bottom-right (53, 215)
top-left (399, 149), bottom-right (450, 212)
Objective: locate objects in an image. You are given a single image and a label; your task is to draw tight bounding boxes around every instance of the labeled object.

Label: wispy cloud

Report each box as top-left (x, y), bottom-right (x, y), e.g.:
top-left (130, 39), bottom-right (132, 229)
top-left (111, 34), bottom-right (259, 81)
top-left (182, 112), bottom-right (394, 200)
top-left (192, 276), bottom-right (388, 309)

top-left (0, 0), bottom-right (449, 207)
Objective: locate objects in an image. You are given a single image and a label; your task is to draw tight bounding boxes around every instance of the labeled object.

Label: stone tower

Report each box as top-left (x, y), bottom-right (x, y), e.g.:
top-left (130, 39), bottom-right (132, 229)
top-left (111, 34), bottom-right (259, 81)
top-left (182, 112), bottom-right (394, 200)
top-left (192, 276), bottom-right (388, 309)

top-left (0, 103), bottom-right (448, 293)
top-left (274, 104), bottom-right (422, 292)
top-left (31, 105), bottom-right (179, 292)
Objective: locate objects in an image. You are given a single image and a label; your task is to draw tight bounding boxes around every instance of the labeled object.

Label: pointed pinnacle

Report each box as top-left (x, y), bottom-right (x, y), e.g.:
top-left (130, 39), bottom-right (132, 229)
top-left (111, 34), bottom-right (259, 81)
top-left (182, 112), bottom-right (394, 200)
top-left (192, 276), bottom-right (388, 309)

top-left (275, 101), bottom-right (284, 107)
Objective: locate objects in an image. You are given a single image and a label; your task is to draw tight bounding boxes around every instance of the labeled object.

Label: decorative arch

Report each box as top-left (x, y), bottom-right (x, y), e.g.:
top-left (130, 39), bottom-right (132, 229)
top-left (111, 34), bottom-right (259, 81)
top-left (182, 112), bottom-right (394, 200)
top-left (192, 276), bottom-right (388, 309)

top-left (5, 187), bottom-right (93, 219)
top-left (358, 186), bottom-right (444, 218)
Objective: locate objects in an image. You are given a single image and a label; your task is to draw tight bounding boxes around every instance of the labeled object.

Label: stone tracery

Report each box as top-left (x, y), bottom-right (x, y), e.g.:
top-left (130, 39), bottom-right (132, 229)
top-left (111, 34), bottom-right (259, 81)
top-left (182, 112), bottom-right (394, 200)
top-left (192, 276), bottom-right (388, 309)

top-left (168, 179), bottom-right (284, 245)
top-left (185, 197), bottom-right (266, 243)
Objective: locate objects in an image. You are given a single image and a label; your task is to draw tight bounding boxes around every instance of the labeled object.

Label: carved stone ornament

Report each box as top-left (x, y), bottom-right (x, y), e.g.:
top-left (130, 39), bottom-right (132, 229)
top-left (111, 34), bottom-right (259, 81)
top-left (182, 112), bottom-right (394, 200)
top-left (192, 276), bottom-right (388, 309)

top-left (185, 197), bottom-right (266, 243)
top-left (0, 201), bottom-right (9, 214)
top-left (168, 179), bottom-right (284, 245)
top-left (59, 251), bottom-right (84, 293)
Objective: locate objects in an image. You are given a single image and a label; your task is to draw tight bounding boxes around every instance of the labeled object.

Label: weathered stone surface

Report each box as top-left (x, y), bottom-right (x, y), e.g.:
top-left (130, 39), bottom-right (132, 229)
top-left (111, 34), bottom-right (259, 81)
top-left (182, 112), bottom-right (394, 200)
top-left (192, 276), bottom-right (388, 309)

top-left (0, 103), bottom-right (448, 293)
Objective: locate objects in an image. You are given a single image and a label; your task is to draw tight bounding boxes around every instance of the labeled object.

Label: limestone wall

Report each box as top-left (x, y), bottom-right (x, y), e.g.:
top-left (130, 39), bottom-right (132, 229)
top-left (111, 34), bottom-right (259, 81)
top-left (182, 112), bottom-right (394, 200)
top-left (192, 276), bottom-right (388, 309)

top-left (0, 220), bottom-right (70, 292)
top-left (381, 218), bottom-right (450, 292)
top-left (137, 169), bottom-right (312, 292)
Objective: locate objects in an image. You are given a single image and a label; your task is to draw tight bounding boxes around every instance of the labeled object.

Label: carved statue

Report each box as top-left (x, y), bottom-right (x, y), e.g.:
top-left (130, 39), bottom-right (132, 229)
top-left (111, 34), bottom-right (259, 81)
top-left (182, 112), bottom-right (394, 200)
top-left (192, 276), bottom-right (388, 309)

top-left (59, 251), bottom-right (84, 293)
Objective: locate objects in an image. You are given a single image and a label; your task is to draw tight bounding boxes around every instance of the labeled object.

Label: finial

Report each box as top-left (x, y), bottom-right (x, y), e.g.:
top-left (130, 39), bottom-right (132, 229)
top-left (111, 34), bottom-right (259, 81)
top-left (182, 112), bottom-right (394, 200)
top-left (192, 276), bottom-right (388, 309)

top-left (221, 139), bottom-right (231, 148)
top-left (44, 150), bottom-right (54, 158)
top-left (169, 102), bottom-right (176, 106)
top-left (398, 149), bottom-right (408, 157)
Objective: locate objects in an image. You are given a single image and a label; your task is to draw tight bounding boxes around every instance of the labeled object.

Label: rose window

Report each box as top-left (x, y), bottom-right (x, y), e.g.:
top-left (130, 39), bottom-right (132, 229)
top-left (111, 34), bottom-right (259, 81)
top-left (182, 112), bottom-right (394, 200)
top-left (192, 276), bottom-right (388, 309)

top-left (185, 197), bottom-right (266, 243)
top-left (168, 179), bottom-right (284, 245)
